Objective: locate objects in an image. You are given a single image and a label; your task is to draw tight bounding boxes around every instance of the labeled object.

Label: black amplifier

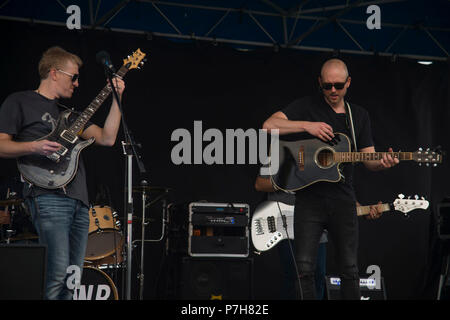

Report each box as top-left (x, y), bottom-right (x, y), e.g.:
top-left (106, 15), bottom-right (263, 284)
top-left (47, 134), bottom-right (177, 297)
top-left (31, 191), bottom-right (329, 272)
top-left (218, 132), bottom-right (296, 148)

top-left (188, 202), bottom-right (249, 257)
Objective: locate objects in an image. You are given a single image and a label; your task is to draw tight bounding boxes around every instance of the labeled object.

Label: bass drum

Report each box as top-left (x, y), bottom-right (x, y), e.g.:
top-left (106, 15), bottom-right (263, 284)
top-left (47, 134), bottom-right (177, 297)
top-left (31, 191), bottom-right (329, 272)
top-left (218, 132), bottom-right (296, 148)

top-left (73, 267), bottom-right (118, 300)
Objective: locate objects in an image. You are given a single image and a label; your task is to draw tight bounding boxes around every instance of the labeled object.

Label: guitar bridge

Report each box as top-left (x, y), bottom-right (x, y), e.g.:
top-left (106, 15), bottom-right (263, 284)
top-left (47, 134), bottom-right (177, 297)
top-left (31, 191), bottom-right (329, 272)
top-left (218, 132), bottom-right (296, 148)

top-left (298, 146), bottom-right (304, 171)
top-left (46, 145), bottom-right (68, 162)
top-left (254, 219), bottom-right (264, 235)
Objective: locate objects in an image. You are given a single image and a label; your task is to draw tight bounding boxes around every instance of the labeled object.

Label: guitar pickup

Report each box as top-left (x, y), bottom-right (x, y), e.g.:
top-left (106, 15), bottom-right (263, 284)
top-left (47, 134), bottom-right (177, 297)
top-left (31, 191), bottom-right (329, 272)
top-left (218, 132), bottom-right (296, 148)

top-left (267, 216), bottom-right (276, 233)
top-left (56, 145), bottom-right (68, 157)
top-left (46, 145), bottom-right (68, 162)
top-left (60, 130), bottom-right (78, 144)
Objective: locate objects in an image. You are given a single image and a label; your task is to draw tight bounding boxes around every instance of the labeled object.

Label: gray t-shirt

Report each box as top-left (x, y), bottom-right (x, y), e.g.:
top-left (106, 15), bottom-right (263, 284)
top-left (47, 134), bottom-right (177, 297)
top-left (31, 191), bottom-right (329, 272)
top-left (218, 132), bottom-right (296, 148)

top-left (0, 90), bottom-right (91, 207)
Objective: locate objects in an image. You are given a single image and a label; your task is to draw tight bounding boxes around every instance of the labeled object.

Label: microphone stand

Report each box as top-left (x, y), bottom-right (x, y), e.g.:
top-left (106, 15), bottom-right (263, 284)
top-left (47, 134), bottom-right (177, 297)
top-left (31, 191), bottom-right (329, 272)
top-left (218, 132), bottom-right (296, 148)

top-left (103, 66), bottom-right (148, 300)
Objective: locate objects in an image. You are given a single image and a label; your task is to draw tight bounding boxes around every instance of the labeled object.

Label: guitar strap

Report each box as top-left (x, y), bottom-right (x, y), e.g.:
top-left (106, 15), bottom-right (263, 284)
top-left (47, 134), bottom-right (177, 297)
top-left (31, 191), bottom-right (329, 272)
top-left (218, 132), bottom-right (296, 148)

top-left (344, 101), bottom-right (357, 153)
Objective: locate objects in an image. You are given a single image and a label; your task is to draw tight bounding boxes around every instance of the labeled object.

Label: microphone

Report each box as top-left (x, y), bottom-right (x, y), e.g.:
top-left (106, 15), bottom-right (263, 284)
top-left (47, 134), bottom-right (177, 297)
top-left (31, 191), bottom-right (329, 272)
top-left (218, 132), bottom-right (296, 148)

top-left (96, 50), bottom-right (116, 74)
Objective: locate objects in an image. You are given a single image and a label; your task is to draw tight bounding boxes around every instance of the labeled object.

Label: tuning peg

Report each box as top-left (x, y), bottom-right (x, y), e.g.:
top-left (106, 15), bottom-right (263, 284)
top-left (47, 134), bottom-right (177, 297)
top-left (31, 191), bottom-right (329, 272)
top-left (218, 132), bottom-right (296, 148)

top-left (419, 163), bottom-right (422, 166)
top-left (407, 195), bottom-right (411, 199)
top-left (398, 194), bottom-right (405, 199)
top-left (433, 163), bottom-right (438, 167)
top-left (418, 147), bottom-right (423, 152)
top-left (421, 196), bottom-right (425, 200)
top-left (414, 195), bottom-right (419, 200)
top-left (426, 163), bottom-right (430, 167)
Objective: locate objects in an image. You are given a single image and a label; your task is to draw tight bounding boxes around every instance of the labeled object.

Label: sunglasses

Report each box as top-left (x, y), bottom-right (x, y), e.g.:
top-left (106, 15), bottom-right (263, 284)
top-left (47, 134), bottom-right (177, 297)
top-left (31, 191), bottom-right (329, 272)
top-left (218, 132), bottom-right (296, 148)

top-left (320, 77), bottom-right (348, 90)
top-left (56, 69), bottom-right (79, 83)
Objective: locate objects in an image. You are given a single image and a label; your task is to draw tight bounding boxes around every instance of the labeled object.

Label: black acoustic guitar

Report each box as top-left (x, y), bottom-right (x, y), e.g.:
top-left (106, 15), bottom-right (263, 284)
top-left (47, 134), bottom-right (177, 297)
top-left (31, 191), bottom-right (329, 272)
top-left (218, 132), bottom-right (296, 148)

top-left (17, 49), bottom-right (146, 189)
top-left (269, 132), bottom-right (443, 192)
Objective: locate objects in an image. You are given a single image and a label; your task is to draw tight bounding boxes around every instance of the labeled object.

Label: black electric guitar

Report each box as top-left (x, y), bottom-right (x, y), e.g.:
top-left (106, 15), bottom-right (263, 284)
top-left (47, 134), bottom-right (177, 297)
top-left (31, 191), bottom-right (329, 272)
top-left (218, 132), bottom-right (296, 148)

top-left (17, 49), bottom-right (146, 189)
top-left (251, 195), bottom-right (429, 252)
top-left (270, 132), bottom-right (443, 192)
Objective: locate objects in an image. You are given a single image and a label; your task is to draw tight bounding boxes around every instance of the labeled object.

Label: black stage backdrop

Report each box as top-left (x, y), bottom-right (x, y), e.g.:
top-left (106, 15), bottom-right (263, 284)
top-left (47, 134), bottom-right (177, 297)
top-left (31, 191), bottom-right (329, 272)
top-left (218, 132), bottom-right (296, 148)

top-left (0, 20), bottom-right (449, 300)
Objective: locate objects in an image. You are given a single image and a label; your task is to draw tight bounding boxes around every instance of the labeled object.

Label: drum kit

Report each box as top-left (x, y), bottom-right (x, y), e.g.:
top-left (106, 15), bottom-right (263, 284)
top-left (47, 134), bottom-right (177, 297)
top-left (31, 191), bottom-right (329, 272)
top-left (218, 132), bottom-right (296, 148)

top-left (1, 185), bottom-right (171, 300)
top-left (78, 185), bottom-right (171, 300)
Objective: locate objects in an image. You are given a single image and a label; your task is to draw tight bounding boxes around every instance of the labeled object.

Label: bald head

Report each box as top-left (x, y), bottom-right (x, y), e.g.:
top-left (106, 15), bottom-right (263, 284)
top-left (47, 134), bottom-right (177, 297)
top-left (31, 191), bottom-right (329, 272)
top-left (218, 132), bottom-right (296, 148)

top-left (320, 58), bottom-right (349, 79)
top-left (318, 58), bottom-right (351, 109)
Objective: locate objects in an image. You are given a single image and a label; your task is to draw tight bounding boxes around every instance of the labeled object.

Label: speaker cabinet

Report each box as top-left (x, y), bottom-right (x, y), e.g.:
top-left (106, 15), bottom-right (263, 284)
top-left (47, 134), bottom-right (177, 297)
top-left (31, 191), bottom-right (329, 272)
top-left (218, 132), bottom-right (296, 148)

top-left (179, 257), bottom-right (253, 300)
top-left (0, 244), bottom-right (47, 300)
top-left (325, 276), bottom-right (387, 300)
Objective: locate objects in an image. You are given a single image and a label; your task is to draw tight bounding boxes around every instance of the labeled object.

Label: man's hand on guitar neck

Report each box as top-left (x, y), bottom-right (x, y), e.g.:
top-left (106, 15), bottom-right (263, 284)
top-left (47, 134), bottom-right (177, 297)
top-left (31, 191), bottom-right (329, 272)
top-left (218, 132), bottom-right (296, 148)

top-left (380, 147), bottom-right (399, 168)
top-left (361, 146), bottom-right (400, 171)
top-left (356, 201), bottom-right (383, 220)
top-left (81, 76), bottom-right (125, 147)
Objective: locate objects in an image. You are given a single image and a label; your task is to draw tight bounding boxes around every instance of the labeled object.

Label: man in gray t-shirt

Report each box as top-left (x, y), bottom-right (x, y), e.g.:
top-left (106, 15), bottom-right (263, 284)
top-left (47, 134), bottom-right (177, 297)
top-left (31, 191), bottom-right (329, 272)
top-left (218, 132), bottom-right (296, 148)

top-left (0, 46), bottom-right (125, 300)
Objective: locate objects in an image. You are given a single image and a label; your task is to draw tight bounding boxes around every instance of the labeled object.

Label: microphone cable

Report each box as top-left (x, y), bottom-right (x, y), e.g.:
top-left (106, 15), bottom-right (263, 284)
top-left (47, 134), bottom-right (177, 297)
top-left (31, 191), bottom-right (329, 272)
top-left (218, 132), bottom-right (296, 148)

top-left (275, 200), bottom-right (303, 300)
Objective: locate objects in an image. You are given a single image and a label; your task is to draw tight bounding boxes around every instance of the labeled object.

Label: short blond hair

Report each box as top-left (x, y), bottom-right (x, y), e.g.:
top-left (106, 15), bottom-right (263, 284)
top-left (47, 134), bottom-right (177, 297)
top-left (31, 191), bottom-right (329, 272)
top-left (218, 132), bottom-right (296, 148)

top-left (38, 46), bottom-right (82, 79)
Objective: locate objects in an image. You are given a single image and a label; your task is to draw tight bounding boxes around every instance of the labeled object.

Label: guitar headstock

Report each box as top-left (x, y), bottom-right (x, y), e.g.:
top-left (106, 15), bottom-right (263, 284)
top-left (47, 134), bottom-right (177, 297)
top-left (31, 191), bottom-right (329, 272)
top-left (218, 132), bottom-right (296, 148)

top-left (393, 194), bottom-right (429, 214)
top-left (412, 147), bottom-right (443, 167)
top-left (123, 48), bottom-right (146, 70)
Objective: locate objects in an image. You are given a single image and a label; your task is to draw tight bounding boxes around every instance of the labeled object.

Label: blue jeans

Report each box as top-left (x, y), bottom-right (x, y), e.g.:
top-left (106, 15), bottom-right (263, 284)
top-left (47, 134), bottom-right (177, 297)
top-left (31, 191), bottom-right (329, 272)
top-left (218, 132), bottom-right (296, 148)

top-left (26, 194), bottom-right (89, 300)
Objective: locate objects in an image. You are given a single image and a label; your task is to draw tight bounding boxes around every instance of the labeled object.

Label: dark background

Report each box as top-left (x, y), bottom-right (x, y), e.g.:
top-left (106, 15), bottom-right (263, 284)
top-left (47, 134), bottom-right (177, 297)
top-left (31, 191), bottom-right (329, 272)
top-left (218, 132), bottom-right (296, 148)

top-left (0, 19), bottom-right (449, 300)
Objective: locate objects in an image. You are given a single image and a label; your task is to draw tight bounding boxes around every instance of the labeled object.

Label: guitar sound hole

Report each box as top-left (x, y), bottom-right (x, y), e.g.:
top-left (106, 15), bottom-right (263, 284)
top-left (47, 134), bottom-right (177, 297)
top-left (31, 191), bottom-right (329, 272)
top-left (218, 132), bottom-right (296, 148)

top-left (316, 149), bottom-right (334, 168)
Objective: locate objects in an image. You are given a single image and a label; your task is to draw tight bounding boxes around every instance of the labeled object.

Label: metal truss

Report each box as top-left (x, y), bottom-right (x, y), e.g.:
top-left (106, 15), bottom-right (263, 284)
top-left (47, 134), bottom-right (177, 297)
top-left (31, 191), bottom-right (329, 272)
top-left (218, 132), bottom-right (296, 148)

top-left (0, 0), bottom-right (449, 61)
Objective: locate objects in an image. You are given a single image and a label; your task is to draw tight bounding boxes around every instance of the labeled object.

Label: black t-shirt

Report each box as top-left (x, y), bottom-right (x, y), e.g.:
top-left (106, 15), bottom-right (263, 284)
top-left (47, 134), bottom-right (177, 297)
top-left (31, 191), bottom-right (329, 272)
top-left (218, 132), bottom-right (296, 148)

top-left (0, 90), bottom-right (92, 207)
top-left (281, 94), bottom-right (374, 201)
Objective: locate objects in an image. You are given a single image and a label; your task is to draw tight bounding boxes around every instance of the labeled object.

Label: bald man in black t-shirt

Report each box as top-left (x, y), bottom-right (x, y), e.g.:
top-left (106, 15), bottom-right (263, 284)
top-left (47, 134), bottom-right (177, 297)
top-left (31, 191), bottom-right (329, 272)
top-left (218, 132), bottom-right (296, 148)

top-left (262, 58), bottom-right (398, 300)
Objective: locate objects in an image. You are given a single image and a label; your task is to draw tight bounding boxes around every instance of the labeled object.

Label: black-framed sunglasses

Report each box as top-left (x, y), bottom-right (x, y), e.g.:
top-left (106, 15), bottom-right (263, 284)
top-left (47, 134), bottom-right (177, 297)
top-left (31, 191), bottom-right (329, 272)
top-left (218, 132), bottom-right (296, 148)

top-left (56, 69), bottom-right (79, 83)
top-left (320, 77), bottom-right (348, 90)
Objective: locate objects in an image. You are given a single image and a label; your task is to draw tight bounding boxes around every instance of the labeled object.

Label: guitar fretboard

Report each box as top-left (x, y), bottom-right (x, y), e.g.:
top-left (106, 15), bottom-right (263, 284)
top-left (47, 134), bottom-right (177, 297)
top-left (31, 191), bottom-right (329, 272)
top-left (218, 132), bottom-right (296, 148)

top-left (334, 152), bottom-right (413, 163)
top-left (67, 64), bottom-right (129, 137)
top-left (356, 203), bottom-right (390, 216)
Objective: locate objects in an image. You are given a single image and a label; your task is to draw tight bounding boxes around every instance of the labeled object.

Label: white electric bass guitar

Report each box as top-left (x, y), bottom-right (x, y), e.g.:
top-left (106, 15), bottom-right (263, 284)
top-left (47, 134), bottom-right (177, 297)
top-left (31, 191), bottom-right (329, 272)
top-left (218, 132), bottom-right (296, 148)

top-left (251, 194), bottom-right (429, 252)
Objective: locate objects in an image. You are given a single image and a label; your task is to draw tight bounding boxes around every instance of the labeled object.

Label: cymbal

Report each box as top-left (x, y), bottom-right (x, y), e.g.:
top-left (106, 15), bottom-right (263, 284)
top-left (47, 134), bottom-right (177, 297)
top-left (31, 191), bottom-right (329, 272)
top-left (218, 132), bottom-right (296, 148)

top-left (0, 199), bottom-right (23, 206)
top-left (126, 186), bottom-right (173, 193)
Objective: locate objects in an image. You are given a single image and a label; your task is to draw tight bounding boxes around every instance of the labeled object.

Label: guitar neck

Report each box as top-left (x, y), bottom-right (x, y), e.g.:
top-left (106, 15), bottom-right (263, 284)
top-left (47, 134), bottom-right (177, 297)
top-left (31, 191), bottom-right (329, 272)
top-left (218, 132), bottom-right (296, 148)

top-left (356, 203), bottom-right (391, 216)
top-left (68, 65), bottom-right (129, 135)
top-left (334, 152), bottom-right (413, 163)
